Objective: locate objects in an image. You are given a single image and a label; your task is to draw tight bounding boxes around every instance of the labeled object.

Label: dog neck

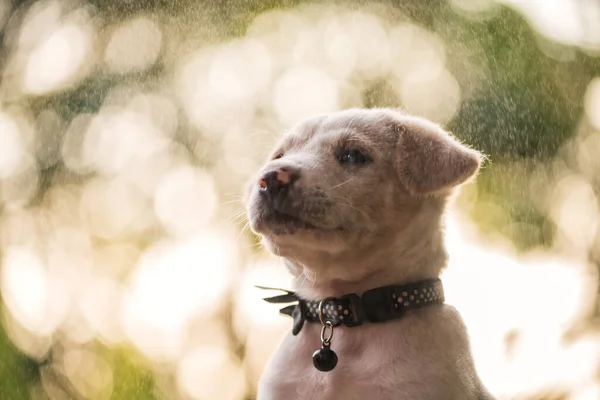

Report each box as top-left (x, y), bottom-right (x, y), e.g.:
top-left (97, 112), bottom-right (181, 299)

top-left (287, 211), bottom-right (448, 301)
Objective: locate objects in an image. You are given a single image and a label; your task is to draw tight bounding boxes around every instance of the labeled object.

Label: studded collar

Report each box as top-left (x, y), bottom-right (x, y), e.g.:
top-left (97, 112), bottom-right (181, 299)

top-left (257, 278), bottom-right (445, 335)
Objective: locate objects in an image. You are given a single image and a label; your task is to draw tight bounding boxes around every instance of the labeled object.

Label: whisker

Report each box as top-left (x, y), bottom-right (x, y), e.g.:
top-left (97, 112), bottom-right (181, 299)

top-left (236, 221), bottom-right (251, 242)
top-left (253, 241), bottom-right (263, 251)
top-left (232, 216), bottom-right (248, 227)
top-left (328, 178), bottom-right (354, 190)
top-left (232, 218), bottom-right (248, 229)
top-left (221, 198), bottom-right (245, 206)
top-left (229, 206), bottom-right (246, 217)
top-left (229, 209), bottom-right (249, 226)
top-left (223, 192), bottom-right (243, 198)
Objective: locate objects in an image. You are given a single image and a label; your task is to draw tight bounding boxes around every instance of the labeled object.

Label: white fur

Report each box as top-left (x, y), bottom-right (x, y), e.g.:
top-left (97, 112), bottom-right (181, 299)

top-left (245, 109), bottom-right (494, 400)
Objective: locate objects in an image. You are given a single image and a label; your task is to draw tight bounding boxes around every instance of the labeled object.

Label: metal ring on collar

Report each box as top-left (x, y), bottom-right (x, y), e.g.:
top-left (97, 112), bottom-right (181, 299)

top-left (320, 320), bottom-right (334, 345)
top-left (317, 296), bottom-right (336, 326)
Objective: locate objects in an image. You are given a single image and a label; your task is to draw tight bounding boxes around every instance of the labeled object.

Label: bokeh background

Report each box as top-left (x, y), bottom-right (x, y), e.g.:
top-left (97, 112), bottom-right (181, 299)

top-left (0, 0), bottom-right (599, 399)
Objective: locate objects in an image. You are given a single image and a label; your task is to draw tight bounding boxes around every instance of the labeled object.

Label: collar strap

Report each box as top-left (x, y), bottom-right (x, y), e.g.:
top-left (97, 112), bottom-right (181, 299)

top-left (258, 278), bottom-right (444, 335)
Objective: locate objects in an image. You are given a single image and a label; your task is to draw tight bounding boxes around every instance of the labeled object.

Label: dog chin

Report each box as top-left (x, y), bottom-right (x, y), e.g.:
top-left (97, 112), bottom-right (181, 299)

top-left (252, 216), bottom-right (320, 238)
top-left (256, 221), bottom-right (351, 258)
top-left (261, 233), bottom-right (344, 258)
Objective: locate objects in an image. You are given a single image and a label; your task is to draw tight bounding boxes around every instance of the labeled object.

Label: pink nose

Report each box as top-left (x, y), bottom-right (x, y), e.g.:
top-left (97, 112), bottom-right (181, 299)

top-left (259, 168), bottom-right (292, 190)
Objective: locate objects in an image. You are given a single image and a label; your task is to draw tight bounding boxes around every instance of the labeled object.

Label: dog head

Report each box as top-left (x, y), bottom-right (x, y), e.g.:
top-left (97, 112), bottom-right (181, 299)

top-left (245, 108), bottom-right (482, 284)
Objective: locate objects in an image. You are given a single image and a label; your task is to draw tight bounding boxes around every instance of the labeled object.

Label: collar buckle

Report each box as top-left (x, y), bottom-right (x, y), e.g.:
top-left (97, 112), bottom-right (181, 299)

top-left (361, 286), bottom-right (396, 323)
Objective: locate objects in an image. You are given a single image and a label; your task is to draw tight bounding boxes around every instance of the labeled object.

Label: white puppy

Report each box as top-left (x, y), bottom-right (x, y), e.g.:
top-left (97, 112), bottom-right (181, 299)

top-left (245, 108), bottom-right (494, 400)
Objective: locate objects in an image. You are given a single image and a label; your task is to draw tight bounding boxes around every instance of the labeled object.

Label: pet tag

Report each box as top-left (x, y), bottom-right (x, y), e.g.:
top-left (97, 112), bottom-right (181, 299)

top-left (312, 341), bottom-right (338, 372)
top-left (313, 319), bottom-right (337, 372)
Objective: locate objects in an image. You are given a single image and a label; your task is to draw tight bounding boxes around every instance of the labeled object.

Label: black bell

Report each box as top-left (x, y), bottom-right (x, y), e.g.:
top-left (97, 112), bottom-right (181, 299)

top-left (312, 344), bottom-right (338, 372)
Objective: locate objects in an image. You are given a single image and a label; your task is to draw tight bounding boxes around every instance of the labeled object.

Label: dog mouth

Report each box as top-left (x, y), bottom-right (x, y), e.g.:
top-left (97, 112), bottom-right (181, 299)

top-left (247, 188), bottom-right (343, 235)
top-left (262, 208), bottom-right (319, 230)
top-left (248, 195), bottom-right (323, 235)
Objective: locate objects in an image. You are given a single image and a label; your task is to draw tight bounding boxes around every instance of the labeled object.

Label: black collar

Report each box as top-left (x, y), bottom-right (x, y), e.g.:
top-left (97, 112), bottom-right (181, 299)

top-left (258, 278), bottom-right (444, 335)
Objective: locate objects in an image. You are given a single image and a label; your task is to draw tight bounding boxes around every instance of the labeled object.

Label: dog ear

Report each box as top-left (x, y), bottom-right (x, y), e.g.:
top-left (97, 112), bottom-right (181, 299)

top-left (394, 116), bottom-right (483, 196)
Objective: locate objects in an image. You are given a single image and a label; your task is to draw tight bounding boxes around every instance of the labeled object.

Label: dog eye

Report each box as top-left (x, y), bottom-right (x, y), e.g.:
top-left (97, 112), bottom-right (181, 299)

top-left (338, 149), bottom-right (370, 165)
top-left (273, 153), bottom-right (284, 160)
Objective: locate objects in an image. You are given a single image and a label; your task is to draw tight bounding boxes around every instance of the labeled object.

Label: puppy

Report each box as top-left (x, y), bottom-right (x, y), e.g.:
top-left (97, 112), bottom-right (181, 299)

top-left (245, 108), bottom-right (494, 400)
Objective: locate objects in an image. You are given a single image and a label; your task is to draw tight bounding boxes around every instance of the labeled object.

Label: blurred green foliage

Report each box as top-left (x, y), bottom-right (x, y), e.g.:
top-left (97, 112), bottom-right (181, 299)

top-left (0, 313), bottom-right (39, 400)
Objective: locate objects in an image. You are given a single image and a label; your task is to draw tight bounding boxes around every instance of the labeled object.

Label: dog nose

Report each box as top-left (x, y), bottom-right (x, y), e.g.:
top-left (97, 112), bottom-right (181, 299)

top-left (258, 168), bottom-right (296, 194)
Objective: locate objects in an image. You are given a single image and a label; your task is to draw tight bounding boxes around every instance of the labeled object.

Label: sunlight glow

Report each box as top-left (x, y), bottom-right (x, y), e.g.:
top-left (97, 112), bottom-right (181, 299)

top-left (153, 166), bottom-right (219, 237)
top-left (273, 65), bottom-right (340, 125)
top-left (78, 276), bottom-right (125, 344)
top-left (443, 211), bottom-right (600, 398)
top-left (24, 23), bottom-right (93, 94)
top-left (550, 175), bottom-right (599, 251)
top-left (122, 232), bottom-right (235, 361)
top-left (336, 12), bottom-right (391, 79)
top-left (80, 177), bottom-right (152, 240)
top-left (177, 40), bottom-right (272, 136)
top-left (0, 2), bottom-right (598, 399)
top-left (63, 348), bottom-right (114, 399)
top-left (0, 248), bottom-right (64, 335)
top-left (82, 110), bottom-right (169, 176)
top-left (397, 68), bottom-right (461, 124)
top-left (104, 17), bottom-right (163, 74)
top-left (0, 112), bottom-right (27, 179)
top-left (499, 0), bottom-right (600, 50)
top-left (584, 77), bottom-right (600, 130)
top-left (177, 346), bottom-right (247, 400)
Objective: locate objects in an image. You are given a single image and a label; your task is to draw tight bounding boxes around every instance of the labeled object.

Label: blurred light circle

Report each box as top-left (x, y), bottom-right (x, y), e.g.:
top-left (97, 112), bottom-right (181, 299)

top-left (0, 112), bottom-right (27, 179)
top-left (344, 12), bottom-right (391, 77)
top-left (177, 40), bottom-right (271, 135)
top-left (104, 17), bottom-right (162, 74)
top-left (18, 0), bottom-right (61, 48)
top-left (42, 184), bottom-right (85, 231)
top-left (499, 0), bottom-right (596, 48)
top-left (177, 346), bottom-right (246, 400)
top-left (1, 248), bottom-right (56, 334)
top-left (397, 68), bottom-right (461, 125)
top-left (389, 24), bottom-right (446, 84)
top-left (46, 227), bottom-right (93, 279)
top-left (208, 39), bottom-right (272, 102)
top-left (273, 65), bottom-right (339, 126)
top-left (550, 175), bottom-right (599, 250)
top-left (82, 110), bottom-right (169, 175)
top-left (0, 208), bottom-right (38, 250)
top-left (584, 77), bottom-right (600, 130)
top-left (63, 348), bottom-right (114, 400)
top-left (3, 311), bottom-right (53, 361)
top-left (570, 383), bottom-right (600, 400)
top-left (323, 22), bottom-right (358, 79)
top-left (128, 93), bottom-right (179, 137)
top-left (24, 23), bottom-right (93, 94)
top-left (577, 133), bottom-right (600, 182)
top-left (79, 277), bottom-right (125, 344)
top-left (0, 165), bottom-right (39, 208)
top-left (120, 143), bottom-right (184, 197)
top-left (154, 166), bottom-right (219, 237)
top-left (80, 177), bottom-right (153, 240)
top-left (122, 232), bottom-right (234, 361)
